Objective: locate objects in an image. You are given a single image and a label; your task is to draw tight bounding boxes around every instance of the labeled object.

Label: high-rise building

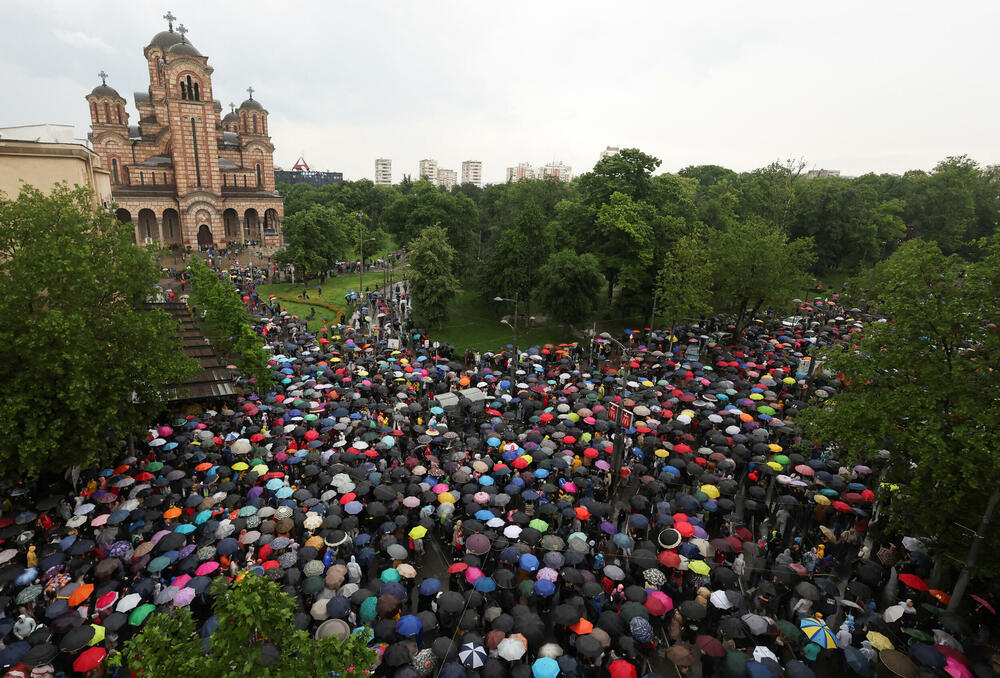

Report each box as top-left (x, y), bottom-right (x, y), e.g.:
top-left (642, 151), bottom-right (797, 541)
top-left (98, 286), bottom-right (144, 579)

top-left (85, 16), bottom-right (283, 249)
top-left (540, 161), bottom-right (573, 182)
top-left (375, 158), bottom-right (392, 185)
top-left (601, 146), bottom-right (620, 159)
top-left (506, 162), bottom-right (535, 182)
top-left (418, 159), bottom-right (438, 183)
top-left (437, 168), bottom-right (457, 191)
top-left (461, 160), bottom-right (483, 188)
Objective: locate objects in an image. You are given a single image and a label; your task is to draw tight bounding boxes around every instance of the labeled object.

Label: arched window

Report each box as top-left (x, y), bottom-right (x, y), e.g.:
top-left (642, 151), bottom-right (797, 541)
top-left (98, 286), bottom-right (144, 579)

top-left (262, 116), bottom-right (268, 135)
top-left (193, 82), bottom-right (200, 101)
top-left (180, 81), bottom-right (187, 100)
top-left (241, 113), bottom-right (247, 132)
top-left (252, 116), bottom-right (257, 134)
top-left (111, 158), bottom-right (119, 184)
top-left (103, 102), bottom-right (111, 123)
top-left (90, 101), bottom-right (97, 121)
top-left (256, 164), bottom-right (262, 187)
top-left (116, 105), bottom-right (123, 125)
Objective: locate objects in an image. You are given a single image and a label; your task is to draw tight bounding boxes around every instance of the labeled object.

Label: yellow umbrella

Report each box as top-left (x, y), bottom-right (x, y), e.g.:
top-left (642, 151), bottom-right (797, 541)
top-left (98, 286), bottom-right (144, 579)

top-left (231, 462), bottom-right (249, 471)
top-left (768, 443), bottom-right (783, 453)
top-left (641, 380), bottom-right (654, 387)
top-left (767, 461), bottom-right (783, 471)
top-left (251, 464), bottom-right (268, 475)
top-left (700, 484), bottom-right (720, 499)
top-left (438, 492), bottom-right (455, 504)
top-left (813, 494), bottom-right (831, 506)
top-left (655, 448), bottom-right (669, 458)
top-left (783, 377), bottom-right (796, 385)
top-left (866, 631), bottom-right (893, 651)
top-left (89, 624), bottom-right (105, 645)
top-left (688, 560), bottom-right (711, 575)
top-left (749, 393), bottom-right (764, 401)
top-left (408, 525), bottom-right (427, 539)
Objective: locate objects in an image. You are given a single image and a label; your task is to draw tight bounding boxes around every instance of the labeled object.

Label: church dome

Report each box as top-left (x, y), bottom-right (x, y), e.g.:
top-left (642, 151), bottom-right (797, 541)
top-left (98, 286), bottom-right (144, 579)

top-left (90, 84), bottom-right (121, 99)
top-left (222, 111), bottom-right (239, 124)
top-left (149, 30), bottom-right (184, 50)
top-left (168, 41), bottom-right (202, 56)
top-left (240, 98), bottom-right (263, 111)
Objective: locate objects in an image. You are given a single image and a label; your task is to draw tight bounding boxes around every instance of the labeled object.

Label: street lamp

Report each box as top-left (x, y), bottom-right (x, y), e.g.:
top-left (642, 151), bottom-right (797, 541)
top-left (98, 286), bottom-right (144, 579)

top-left (494, 294), bottom-right (519, 363)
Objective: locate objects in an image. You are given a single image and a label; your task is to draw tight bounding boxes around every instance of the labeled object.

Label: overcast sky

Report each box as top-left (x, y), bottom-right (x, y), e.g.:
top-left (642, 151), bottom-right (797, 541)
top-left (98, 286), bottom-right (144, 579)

top-left (3, 1), bottom-right (998, 184)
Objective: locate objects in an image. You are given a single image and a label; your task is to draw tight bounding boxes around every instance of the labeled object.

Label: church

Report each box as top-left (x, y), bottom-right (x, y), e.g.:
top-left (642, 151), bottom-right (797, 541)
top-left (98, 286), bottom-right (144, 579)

top-left (87, 14), bottom-right (283, 250)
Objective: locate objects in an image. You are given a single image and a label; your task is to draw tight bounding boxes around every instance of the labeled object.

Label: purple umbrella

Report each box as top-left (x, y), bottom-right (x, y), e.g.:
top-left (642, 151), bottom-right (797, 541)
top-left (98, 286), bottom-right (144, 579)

top-left (173, 587), bottom-right (196, 607)
top-left (600, 521), bottom-right (617, 535)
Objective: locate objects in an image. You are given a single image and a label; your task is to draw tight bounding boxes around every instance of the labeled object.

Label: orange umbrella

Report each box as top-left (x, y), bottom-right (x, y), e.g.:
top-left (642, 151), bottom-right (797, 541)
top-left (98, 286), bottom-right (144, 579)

top-left (162, 507), bottom-right (182, 520)
top-left (69, 582), bottom-right (94, 607)
top-left (570, 618), bottom-right (594, 635)
top-left (929, 589), bottom-right (951, 605)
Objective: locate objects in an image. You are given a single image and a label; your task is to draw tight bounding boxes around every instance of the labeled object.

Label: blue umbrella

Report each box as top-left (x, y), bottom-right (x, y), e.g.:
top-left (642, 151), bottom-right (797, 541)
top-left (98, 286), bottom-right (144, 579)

top-left (474, 577), bottom-right (496, 593)
top-left (395, 614), bottom-right (422, 638)
top-left (345, 501), bottom-right (363, 515)
top-left (475, 510), bottom-right (495, 521)
top-left (746, 662), bottom-right (772, 678)
top-left (418, 578), bottom-right (441, 596)
top-left (0, 641), bottom-right (30, 667)
top-left (519, 553), bottom-right (539, 572)
top-left (534, 579), bottom-right (556, 597)
top-left (629, 617), bottom-right (654, 643)
top-left (532, 656), bottom-right (559, 678)
top-left (486, 437), bottom-right (501, 447)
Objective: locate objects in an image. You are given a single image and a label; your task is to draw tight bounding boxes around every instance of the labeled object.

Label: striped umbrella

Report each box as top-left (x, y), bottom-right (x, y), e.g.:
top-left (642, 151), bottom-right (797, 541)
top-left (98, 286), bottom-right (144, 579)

top-left (800, 617), bottom-right (837, 649)
top-left (459, 642), bottom-right (486, 669)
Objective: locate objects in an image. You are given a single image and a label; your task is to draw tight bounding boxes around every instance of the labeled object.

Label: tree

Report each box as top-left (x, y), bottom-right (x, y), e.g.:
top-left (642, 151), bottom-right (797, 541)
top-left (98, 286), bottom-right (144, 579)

top-left (707, 218), bottom-right (815, 336)
top-left (655, 232), bottom-right (716, 331)
top-left (798, 239), bottom-right (1000, 587)
top-left (112, 574), bottom-right (376, 677)
top-left (578, 148), bottom-right (662, 205)
top-left (593, 192), bottom-right (654, 305)
top-left (535, 249), bottom-right (605, 327)
top-left (382, 180), bottom-right (476, 262)
top-left (0, 185), bottom-right (196, 477)
top-left (187, 258), bottom-right (272, 387)
top-left (408, 224), bottom-right (460, 327)
top-left (274, 204), bottom-right (353, 280)
top-left (478, 201), bottom-right (554, 314)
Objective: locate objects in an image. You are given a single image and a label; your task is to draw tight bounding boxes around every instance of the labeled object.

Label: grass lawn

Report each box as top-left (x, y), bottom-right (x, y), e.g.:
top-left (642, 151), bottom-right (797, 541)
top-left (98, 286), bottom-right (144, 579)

top-left (431, 289), bottom-right (573, 353)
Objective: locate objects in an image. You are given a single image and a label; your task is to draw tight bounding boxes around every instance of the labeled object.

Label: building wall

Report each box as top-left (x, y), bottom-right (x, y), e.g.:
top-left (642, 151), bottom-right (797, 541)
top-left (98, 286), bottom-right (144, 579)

top-left (0, 140), bottom-right (113, 206)
top-left (418, 159), bottom-right (438, 183)
top-left (461, 160), bottom-right (482, 188)
top-left (375, 158), bottom-right (392, 185)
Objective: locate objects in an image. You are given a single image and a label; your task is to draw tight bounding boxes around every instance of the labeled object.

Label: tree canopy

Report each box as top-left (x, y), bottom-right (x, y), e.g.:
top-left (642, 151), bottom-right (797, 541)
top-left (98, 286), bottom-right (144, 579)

top-left (274, 203), bottom-right (355, 280)
top-left (535, 248), bottom-right (605, 328)
top-left (799, 239), bottom-right (1000, 564)
top-left (0, 185), bottom-right (196, 477)
top-left (112, 574), bottom-right (376, 678)
top-left (408, 224), bottom-right (460, 327)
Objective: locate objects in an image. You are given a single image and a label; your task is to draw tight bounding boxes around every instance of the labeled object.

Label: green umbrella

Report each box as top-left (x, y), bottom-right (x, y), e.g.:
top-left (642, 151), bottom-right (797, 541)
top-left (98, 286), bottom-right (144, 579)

top-left (129, 604), bottom-right (156, 626)
top-left (145, 461), bottom-right (163, 472)
top-left (757, 405), bottom-right (776, 415)
top-left (820, 488), bottom-right (839, 497)
top-left (147, 556), bottom-right (170, 573)
top-left (528, 519), bottom-right (549, 533)
top-left (519, 579), bottom-right (535, 598)
top-left (773, 455), bottom-right (791, 465)
top-left (694, 491), bottom-right (709, 503)
top-left (777, 619), bottom-right (804, 642)
top-left (360, 597), bottom-right (377, 623)
top-left (722, 650), bottom-right (749, 678)
top-left (903, 628), bottom-right (933, 642)
top-left (381, 568), bottom-right (401, 583)
top-left (620, 601), bottom-right (649, 621)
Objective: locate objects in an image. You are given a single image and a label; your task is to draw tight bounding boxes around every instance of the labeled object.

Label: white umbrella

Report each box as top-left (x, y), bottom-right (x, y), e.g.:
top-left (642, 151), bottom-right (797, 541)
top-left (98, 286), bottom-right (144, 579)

top-left (230, 439), bottom-right (251, 455)
top-left (883, 605), bottom-right (905, 623)
top-left (116, 593), bottom-right (141, 613)
top-left (498, 637), bottom-right (527, 661)
top-left (459, 642), bottom-right (486, 669)
top-left (710, 590), bottom-right (735, 610)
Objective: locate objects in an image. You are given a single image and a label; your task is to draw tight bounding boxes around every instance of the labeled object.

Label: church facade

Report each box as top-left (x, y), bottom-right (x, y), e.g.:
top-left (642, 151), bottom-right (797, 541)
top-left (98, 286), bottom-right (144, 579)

top-left (86, 15), bottom-right (283, 250)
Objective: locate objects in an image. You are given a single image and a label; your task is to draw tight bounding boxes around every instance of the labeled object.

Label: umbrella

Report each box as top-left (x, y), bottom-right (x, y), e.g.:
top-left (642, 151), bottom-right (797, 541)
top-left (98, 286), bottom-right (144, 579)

top-left (497, 637), bottom-right (527, 661)
top-left (800, 617), bottom-right (836, 648)
top-left (532, 656), bottom-right (560, 678)
top-left (74, 646), bottom-right (107, 673)
top-left (459, 641), bottom-right (486, 669)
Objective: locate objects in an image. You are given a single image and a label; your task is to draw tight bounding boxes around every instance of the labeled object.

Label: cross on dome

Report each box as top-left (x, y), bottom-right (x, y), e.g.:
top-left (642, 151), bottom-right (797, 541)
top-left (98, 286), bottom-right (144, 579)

top-left (229, 102), bottom-right (236, 112)
top-left (163, 11), bottom-right (176, 31)
top-left (176, 24), bottom-right (188, 42)
top-left (98, 70), bottom-right (108, 85)
top-left (246, 86), bottom-right (254, 100)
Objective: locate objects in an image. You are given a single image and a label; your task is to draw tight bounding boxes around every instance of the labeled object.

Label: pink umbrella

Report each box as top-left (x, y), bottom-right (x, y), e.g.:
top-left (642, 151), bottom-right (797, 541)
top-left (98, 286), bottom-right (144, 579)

top-left (562, 482), bottom-right (578, 493)
top-left (465, 567), bottom-right (485, 584)
top-left (473, 492), bottom-right (490, 504)
top-left (794, 464), bottom-right (815, 477)
top-left (971, 595), bottom-right (996, 614)
top-left (648, 590), bottom-right (674, 613)
top-left (195, 561), bottom-right (220, 576)
top-left (172, 574), bottom-right (192, 589)
top-left (944, 657), bottom-right (973, 678)
top-left (157, 426), bottom-right (174, 437)
top-left (432, 484), bottom-right (449, 494)
top-left (91, 514), bottom-right (109, 527)
top-left (536, 567), bottom-right (559, 582)
top-left (173, 587), bottom-right (196, 607)
top-left (402, 496), bottom-right (420, 508)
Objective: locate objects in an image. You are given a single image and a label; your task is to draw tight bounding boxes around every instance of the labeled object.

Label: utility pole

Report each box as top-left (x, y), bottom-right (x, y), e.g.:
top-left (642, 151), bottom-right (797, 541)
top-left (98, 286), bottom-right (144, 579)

top-left (358, 219), bottom-right (364, 294)
top-left (948, 485), bottom-right (999, 612)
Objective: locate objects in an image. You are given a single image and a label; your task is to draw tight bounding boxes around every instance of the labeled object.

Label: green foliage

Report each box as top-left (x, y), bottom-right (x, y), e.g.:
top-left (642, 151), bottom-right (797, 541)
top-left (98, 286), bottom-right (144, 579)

top-left (274, 203), bottom-right (355, 280)
top-left (655, 232), bottom-right (716, 327)
top-left (187, 258), bottom-right (272, 387)
top-left (0, 185), bottom-right (197, 477)
top-left (382, 180), bottom-right (476, 260)
top-left (535, 249), bottom-right (605, 327)
top-left (408, 224), bottom-right (460, 327)
top-left (578, 148), bottom-right (662, 205)
top-left (799, 239), bottom-right (1000, 562)
top-left (707, 218), bottom-right (815, 335)
top-left (114, 574), bottom-right (377, 678)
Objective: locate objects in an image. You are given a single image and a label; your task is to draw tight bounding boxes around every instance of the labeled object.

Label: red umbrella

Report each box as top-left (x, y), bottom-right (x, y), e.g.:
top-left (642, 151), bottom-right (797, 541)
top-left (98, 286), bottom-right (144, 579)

top-left (832, 501), bottom-right (852, 514)
top-left (675, 522), bottom-right (695, 538)
top-left (658, 550), bottom-right (681, 568)
top-left (609, 659), bottom-right (637, 678)
top-left (73, 647), bottom-right (107, 673)
top-left (447, 563), bottom-right (468, 574)
top-left (696, 634), bottom-right (726, 657)
top-left (898, 573), bottom-right (928, 591)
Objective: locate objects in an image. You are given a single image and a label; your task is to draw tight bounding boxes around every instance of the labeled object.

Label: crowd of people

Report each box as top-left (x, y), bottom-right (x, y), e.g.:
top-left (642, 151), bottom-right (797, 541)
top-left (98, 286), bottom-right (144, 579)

top-left (0, 267), bottom-right (996, 678)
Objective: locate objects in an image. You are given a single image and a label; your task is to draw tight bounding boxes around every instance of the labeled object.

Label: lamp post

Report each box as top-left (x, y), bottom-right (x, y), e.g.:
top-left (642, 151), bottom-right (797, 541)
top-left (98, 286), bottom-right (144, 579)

top-left (599, 331), bottom-right (630, 495)
top-left (494, 293), bottom-right (519, 365)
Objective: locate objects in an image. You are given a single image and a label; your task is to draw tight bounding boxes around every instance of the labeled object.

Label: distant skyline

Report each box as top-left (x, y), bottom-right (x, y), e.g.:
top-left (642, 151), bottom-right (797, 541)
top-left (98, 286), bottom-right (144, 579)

top-left (2, 1), bottom-right (999, 184)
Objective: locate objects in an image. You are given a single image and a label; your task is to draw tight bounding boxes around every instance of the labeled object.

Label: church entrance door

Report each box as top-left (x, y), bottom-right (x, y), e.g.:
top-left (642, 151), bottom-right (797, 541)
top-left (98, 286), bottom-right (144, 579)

top-left (197, 224), bottom-right (214, 248)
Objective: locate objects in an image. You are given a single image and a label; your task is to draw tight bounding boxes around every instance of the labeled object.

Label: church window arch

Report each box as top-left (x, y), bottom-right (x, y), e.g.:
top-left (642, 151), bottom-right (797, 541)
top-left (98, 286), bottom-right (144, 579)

top-left (111, 158), bottom-right (119, 184)
top-left (241, 113), bottom-right (248, 132)
top-left (103, 102), bottom-right (111, 123)
top-left (90, 101), bottom-right (97, 121)
top-left (252, 116), bottom-right (258, 134)
top-left (180, 80), bottom-right (187, 100)
top-left (116, 105), bottom-right (123, 125)
top-left (193, 81), bottom-right (200, 101)
top-left (256, 163), bottom-right (262, 187)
